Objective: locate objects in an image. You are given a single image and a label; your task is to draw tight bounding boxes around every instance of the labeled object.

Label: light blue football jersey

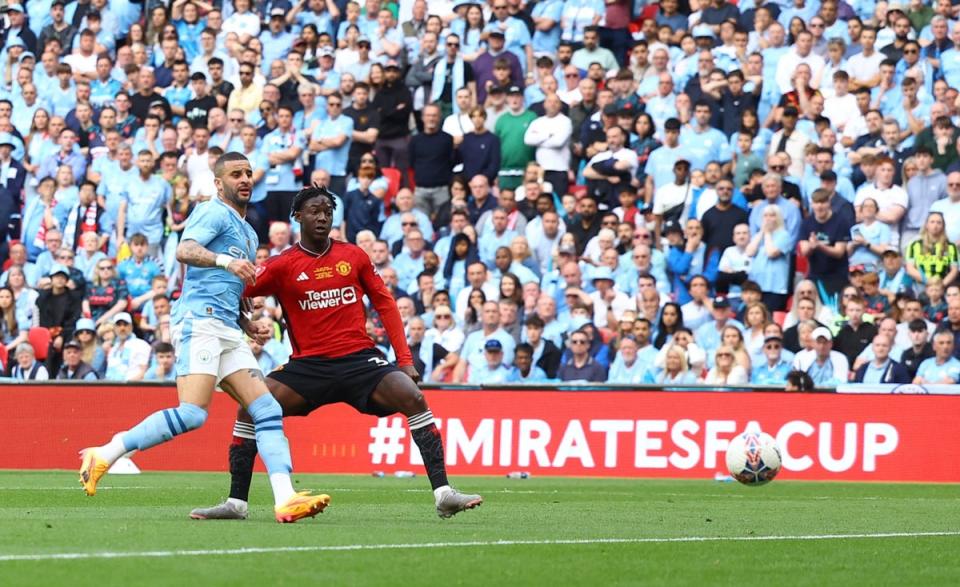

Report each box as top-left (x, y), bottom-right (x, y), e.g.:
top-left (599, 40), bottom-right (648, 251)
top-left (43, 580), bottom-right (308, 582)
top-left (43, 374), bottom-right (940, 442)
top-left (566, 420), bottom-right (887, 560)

top-left (172, 197), bottom-right (258, 326)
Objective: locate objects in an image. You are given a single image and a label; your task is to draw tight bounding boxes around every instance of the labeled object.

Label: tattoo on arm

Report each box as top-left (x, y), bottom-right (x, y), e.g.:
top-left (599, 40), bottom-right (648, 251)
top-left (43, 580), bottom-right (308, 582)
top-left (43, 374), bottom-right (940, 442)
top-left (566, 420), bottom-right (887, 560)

top-left (247, 368), bottom-right (265, 382)
top-left (176, 239), bottom-right (218, 268)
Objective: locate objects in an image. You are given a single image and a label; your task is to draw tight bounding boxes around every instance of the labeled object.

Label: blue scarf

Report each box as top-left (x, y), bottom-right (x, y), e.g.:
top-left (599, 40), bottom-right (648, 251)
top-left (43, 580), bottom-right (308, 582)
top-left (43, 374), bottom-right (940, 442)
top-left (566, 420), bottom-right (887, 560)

top-left (430, 57), bottom-right (465, 111)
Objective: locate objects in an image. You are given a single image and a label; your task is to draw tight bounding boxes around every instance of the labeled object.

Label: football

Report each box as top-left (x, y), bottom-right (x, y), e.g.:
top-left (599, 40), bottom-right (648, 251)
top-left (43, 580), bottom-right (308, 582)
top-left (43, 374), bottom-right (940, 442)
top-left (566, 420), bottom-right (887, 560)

top-left (726, 431), bottom-right (782, 486)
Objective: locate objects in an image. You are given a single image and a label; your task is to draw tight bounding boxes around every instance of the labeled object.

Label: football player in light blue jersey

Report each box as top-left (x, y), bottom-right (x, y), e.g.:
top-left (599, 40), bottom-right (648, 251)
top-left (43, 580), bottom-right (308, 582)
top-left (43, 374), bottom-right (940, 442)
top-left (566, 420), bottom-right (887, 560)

top-left (79, 153), bottom-right (331, 523)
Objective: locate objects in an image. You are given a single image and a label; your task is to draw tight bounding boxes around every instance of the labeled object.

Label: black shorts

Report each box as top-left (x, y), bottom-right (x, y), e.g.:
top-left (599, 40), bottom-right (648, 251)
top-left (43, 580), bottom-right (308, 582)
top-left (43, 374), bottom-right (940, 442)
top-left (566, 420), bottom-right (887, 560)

top-left (267, 348), bottom-right (399, 417)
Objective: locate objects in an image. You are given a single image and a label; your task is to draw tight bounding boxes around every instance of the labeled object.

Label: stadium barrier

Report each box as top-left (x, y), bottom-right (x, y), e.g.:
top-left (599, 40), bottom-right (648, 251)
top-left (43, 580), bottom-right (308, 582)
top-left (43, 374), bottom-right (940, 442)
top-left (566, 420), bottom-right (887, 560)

top-left (5, 383), bottom-right (959, 482)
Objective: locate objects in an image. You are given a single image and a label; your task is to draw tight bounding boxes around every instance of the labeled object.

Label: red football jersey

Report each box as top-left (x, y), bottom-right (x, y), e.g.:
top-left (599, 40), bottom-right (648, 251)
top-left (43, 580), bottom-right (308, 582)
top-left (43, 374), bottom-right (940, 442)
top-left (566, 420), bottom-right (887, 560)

top-left (245, 241), bottom-right (413, 366)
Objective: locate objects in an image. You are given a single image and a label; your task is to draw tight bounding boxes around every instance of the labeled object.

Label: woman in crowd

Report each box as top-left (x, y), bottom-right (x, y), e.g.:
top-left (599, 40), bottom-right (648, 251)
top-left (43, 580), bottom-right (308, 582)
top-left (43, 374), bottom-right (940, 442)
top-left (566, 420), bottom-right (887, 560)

top-left (461, 288), bottom-right (486, 335)
top-left (653, 302), bottom-right (684, 349)
top-left (702, 344), bottom-right (749, 385)
top-left (83, 260), bottom-right (129, 327)
top-left (8, 266), bottom-right (38, 333)
top-left (646, 344), bottom-right (698, 384)
top-left (905, 211), bottom-right (959, 287)
top-left (74, 318), bottom-right (106, 377)
top-left (722, 324), bottom-right (753, 375)
top-left (743, 302), bottom-right (770, 356)
top-left (0, 286), bottom-right (28, 354)
top-left (443, 232), bottom-right (479, 301)
top-left (847, 197), bottom-right (891, 272)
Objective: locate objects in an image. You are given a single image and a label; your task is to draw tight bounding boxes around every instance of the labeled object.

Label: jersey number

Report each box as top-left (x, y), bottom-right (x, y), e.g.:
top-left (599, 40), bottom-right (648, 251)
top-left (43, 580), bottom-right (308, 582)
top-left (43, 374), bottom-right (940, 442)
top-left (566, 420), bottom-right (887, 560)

top-left (367, 357), bottom-right (390, 368)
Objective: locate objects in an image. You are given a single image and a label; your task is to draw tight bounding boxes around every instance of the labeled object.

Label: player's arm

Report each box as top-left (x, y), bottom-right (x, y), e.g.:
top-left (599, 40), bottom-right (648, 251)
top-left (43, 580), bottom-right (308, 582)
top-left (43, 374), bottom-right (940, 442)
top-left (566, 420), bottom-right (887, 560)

top-left (359, 254), bottom-right (417, 375)
top-left (176, 206), bottom-right (257, 284)
top-left (237, 299), bottom-right (272, 344)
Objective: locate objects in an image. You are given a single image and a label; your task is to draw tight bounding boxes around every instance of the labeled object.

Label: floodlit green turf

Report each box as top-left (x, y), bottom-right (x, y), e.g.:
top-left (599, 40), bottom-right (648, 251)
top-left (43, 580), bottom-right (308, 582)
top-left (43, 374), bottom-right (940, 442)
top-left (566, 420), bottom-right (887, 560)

top-left (0, 472), bottom-right (958, 586)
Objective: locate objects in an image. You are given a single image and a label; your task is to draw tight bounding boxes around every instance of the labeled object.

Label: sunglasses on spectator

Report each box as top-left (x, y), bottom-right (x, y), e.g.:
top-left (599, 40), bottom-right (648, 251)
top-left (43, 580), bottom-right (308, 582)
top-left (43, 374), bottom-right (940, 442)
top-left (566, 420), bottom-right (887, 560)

top-left (98, 265), bottom-right (113, 270)
top-left (435, 314), bottom-right (452, 319)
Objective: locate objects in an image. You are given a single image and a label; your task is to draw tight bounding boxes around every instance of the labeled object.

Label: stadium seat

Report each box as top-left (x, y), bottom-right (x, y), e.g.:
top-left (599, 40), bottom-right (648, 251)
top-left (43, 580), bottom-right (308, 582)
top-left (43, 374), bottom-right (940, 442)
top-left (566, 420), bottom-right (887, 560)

top-left (0, 343), bottom-right (7, 373)
top-left (382, 167), bottom-right (402, 214)
top-left (795, 245), bottom-right (809, 276)
top-left (28, 328), bottom-right (52, 362)
top-left (773, 311), bottom-right (787, 327)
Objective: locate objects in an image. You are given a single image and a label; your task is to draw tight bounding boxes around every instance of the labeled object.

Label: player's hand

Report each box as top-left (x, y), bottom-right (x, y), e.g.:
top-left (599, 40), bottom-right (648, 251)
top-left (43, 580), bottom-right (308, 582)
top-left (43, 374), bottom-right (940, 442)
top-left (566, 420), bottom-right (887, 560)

top-left (227, 259), bottom-right (257, 284)
top-left (401, 365), bottom-right (421, 383)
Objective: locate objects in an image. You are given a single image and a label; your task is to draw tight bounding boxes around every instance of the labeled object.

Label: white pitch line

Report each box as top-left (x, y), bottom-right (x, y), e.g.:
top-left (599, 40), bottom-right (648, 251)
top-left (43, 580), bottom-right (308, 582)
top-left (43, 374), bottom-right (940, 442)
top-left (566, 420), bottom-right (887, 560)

top-left (1, 531), bottom-right (958, 563)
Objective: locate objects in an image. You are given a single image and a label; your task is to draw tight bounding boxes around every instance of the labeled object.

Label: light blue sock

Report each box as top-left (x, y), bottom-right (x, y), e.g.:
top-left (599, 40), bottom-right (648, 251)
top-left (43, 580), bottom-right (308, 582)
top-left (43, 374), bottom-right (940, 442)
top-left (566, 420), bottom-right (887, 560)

top-left (121, 403), bottom-right (208, 452)
top-left (247, 394), bottom-right (292, 475)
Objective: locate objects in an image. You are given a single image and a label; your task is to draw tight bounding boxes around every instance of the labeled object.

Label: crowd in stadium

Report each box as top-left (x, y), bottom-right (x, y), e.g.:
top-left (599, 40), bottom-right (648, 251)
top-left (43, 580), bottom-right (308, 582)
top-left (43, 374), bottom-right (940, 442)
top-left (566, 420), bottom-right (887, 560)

top-left (3, 0), bottom-right (960, 387)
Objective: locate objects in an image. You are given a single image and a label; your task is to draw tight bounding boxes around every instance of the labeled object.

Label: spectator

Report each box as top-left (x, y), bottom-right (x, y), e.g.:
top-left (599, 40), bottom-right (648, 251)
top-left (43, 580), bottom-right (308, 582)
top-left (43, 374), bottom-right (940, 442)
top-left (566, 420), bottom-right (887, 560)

top-left (10, 342), bottom-right (49, 380)
top-left (914, 329), bottom-right (960, 384)
top-left (56, 340), bottom-right (98, 380)
top-left (746, 205), bottom-right (792, 312)
top-left (900, 318), bottom-right (935, 380)
top-left (372, 60), bottom-right (413, 180)
top-left (905, 211), bottom-right (959, 287)
top-left (834, 296), bottom-right (879, 364)
top-left (409, 104), bottom-right (455, 216)
top-left (644, 343), bottom-right (698, 384)
top-left (459, 107), bottom-right (500, 183)
top-left (103, 312), bottom-right (151, 382)
top-left (506, 342), bottom-right (549, 383)
top-left (792, 326), bottom-right (850, 386)
top-left (853, 335), bottom-right (910, 384)
top-left (751, 335), bottom-right (793, 385)
top-left (799, 189), bottom-right (853, 297)
top-left (701, 344), bottom-right (749, 385)
top-left (493, 86), bottom-right (536, 190)
top-left (558, 328), bottom-right (607, 382)
top-left (468, 339), bottom-right (512, 383)
top-left (454, 300), bottom-right (516, 382)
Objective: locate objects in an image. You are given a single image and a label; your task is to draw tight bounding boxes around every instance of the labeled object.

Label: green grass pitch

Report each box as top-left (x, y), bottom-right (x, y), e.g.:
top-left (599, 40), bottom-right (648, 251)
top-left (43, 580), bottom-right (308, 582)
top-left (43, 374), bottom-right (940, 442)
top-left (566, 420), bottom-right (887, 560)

top-left (0, 471), bottom-right (958, 586)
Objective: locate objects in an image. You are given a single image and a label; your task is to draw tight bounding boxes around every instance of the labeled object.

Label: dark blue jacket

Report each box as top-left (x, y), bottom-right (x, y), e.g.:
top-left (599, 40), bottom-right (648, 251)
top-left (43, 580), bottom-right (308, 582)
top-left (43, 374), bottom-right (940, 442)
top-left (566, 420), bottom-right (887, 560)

top-left (852, 359), bottom-right (911, 384)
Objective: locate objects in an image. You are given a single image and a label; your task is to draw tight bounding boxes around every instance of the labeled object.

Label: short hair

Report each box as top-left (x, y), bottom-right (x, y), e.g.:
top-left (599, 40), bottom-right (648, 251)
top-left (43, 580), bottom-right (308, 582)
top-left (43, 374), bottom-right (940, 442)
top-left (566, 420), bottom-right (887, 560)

top-left (524, 314), bottom-right (545, 329)
top-left (213, 152), bottom-right (250, 177)
top-left (153, 341), bottom-right (175, 354)
top-left (786, 370), bottom-right (814, 391)
top-left (291, 184), bottom-right (339, 215)
top-left (129, 233), bottom-right (148, 246)
top-left (515, 342), bottom-right (534, 356)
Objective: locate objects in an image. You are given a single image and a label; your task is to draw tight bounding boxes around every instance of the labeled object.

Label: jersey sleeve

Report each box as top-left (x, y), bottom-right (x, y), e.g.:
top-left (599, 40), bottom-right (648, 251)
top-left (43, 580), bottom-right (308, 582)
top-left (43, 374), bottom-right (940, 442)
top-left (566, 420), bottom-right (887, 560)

top-left (180, 202), bottom-right (223, 247)
top-left (244, 254), bottom-right (284, 298)
top-left (358, 251), bottom-right (414, 367)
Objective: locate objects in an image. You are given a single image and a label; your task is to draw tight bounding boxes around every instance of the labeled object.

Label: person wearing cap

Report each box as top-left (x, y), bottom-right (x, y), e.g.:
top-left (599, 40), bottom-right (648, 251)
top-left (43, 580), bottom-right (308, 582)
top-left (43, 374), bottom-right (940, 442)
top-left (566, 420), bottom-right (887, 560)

top-left (483, 0), bottom-right (533, 75)
top-left (493, 85), bottom-right (537, 191)
top-left (467, 338), bottom-right (513, 383)
top-left (454, 300), bottom-right (517, 381)
top-left (4, 4), bottom-right (38, 54)
top-left (695, 295), bottom-right (745, 354)
top-left (56, 339), bottom-right (99, 380)
top-left (749, 334), bottom-right (789, 387)
top-left (259, 9), bottom-right (298, 77)
top-left (372, 59), bottom-right (414, 177)
top-left (103, 312), bottom-right (152, 381)
top-left (473, 30), bottom-right (523, 104)
top-left (586, 266), bottom-right (629, 329)
top-left (792, 326), bottom-right (849, 386)
top-left (36, 262), bottom-right (82, 364)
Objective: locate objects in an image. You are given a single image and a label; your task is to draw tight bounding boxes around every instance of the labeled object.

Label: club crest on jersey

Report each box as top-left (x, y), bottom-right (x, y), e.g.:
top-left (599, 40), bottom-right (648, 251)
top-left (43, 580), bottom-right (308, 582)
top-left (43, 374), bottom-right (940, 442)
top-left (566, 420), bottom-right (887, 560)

top-left (336, 261), bottom-right (352, 276)
top-left (314, 266), bottom-right (333, 280)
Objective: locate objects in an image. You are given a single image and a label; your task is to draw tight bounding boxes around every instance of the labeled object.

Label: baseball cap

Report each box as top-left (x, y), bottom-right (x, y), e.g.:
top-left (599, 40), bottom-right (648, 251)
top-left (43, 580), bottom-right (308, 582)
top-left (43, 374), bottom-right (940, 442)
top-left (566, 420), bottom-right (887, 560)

top-left (602, 104), bottom-right (619, 116)
top-left (75, 318), bottom-right (96, 333)
top-left (7, 4), bottom-right (24, 13)
top-left (692, 24), bottom-right (716, 39)
top-left (590, 266), bottom-right (615, 282)
top-left (18, 51), bottom-right (35, 64)
top-left (63, 340), bottom-right (82, 350)
top-left (0, 133), bottom-right (16, 148)
top-left (487, 30), bottom-right (506, 39)
top-left (812, 326), bottom-right (833, 341)
top-left (763, 335), bottom-right (783, 345)
top-left (384, 60), bottom-right (401, 69)
top-left (848, 264), bottom-right (866, 274)
top-left (357, 35), bottom-right (371, 46)
top-left (113, 312), bottom-right (133, 325)
top-left (507, 85), bottom-right (523, 95)
top-left (663, 219), bottom-right (683, 234)
top-left (711, 295), bottom-right (730, 309)
top-left (319, 47), bottom-right (335, 58)
top-left (558, 243), bottom-right (577, 256)
top-left (48, 264), bottom-right (69, 278)
top-left (270, 7), bottom-right (285, 17)
top-left (484, 339), bottom-right (503, 352)
top-left (881, 249), bottom-right (900, 258)
top-left (149, 99), bottom-right (166, 109)
top-left (5, 37), bottom-right (24, 49)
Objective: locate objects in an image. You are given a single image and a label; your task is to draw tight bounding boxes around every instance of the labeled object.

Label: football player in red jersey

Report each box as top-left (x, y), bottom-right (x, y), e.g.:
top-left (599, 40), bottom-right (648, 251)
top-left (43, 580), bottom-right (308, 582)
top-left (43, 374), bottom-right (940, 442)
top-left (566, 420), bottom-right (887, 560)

top-left (190, 185), bottom-right (483, 520)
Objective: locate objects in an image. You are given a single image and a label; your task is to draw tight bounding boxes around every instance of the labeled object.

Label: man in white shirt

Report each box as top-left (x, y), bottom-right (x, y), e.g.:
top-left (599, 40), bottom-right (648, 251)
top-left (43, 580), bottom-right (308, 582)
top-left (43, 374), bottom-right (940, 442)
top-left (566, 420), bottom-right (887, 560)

top-left (845, 27), bottom-right (884, 89)
top-left (104, 312), bottom-right (152, 381)
top-left (823, 71), bottom-right (860, 132)
top-left (524, 93), bottom-right (572, 198)
top-left (441, 87), bottom-right (477, 147)
top-left (775, 30), bottom-right (825, 93)
top-left (652, 159), bottom-right (691, 243)
top-left (931, 171), bottom-right (960, 243)
top-left (588, 266), bottom-right (633, 329)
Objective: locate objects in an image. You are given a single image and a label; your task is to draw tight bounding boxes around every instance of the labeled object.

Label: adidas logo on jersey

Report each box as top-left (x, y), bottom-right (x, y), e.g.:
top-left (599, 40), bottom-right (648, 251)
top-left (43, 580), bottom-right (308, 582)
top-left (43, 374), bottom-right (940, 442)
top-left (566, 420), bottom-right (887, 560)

top-left (296, 272), bottom-right (309, 282)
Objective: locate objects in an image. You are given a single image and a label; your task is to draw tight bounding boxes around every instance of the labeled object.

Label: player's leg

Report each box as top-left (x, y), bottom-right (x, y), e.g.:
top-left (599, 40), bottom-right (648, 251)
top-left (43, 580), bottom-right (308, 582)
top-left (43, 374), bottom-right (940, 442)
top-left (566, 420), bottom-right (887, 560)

top-left (369, 371), bottom-right (483, 518)
top-left (219, 365), bottom-right (330, 522)
top-left (79, 375), bottom-right (214, 496)
top-left (191, 378), bottom-right (312, 520)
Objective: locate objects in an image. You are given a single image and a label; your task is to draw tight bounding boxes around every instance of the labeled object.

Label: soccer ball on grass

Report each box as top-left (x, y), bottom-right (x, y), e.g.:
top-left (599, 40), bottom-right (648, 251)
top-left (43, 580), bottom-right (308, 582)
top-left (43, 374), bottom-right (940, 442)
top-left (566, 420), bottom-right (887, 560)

top-left (725, 431), bottom-right (782, 486)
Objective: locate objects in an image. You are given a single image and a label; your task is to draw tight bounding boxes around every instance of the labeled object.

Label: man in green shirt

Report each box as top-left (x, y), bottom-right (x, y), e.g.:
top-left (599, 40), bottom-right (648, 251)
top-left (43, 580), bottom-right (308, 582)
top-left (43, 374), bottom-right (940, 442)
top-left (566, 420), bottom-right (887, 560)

top-left (494, 85), bottom-right (537, 190)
